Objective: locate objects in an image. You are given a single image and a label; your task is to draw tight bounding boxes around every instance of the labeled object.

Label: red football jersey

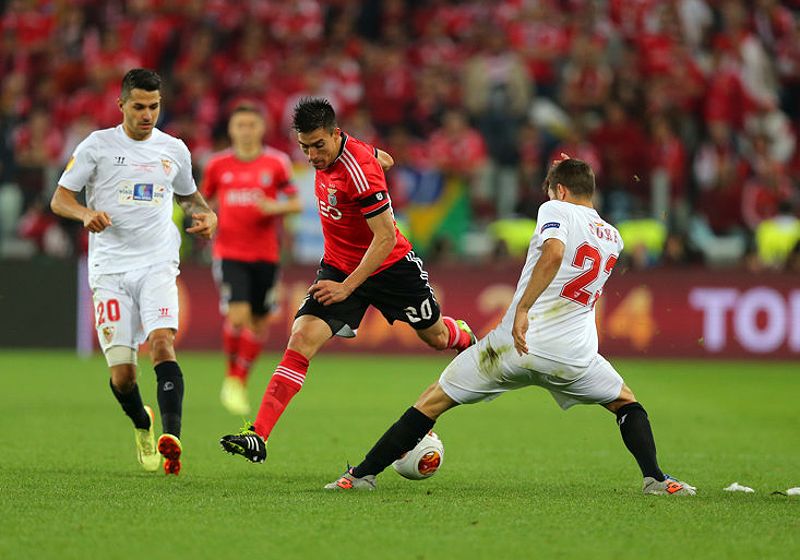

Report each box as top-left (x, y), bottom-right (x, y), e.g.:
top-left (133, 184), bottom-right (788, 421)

top-left (315, 133), bottom-right (412, 275)
top-left (203, 147), bottom-right (297, 262)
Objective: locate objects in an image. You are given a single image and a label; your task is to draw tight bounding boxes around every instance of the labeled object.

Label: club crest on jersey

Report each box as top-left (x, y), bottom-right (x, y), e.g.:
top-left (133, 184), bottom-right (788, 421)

top-left (327, 188), bottom-right (338, 207)
top-left (260, 171), bottom-right (272, 185)
top-left (541, 221), bottom-right (560, 232)
top-left (161, 159), bottom-right (172, 175)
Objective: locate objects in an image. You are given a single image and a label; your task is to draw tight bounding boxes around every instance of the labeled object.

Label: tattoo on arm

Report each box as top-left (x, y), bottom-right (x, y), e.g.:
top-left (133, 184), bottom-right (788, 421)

top-left (175, 191), bottom-right (211, 215)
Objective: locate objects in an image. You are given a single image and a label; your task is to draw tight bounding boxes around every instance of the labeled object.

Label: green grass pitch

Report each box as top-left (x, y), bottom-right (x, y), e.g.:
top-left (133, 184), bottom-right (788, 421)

top-left (1, 351), bottom-right (798, 559)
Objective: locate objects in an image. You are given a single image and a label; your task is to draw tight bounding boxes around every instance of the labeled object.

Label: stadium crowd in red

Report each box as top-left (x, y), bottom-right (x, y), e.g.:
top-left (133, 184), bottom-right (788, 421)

top-left (1, 0), bottom-right (799, 268)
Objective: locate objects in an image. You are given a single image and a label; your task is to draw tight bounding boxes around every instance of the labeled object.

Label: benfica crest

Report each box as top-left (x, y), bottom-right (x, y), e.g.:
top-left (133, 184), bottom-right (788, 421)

top-left (327, 188), bottom-right (337, 206)
top-left (102, 325), bottom-right (116, 344)
top-left (161, 159), bottom-right (172, 175)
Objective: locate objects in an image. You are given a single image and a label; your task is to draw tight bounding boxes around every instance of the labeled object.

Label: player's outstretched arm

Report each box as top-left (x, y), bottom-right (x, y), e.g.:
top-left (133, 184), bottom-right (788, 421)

top-left (50, 185), bottom-right (112, 233)
top-left (176, 190), bottom-right (218, 239)
top-left (257, 193), bottom-right (303, 216)
top-left (309, 210), bottom-right (396, 306)
top-left (512, 238), bottom-right (565, 355)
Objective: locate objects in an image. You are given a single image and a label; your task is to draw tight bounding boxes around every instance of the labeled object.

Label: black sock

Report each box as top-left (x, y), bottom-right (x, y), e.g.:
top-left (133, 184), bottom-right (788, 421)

top-left (352, 407), bottom-right (435, 478)
top-left (155, 361), bottom-right (184, 438)
top-left (109, 379), bottom-right (150, 430)
top-left (616, 402), bottom-right (665, 481)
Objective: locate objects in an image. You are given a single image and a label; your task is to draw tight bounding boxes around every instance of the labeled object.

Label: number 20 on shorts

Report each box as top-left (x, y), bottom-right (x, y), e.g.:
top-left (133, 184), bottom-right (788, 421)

top-left (96, 299), bottom-right (121, 326)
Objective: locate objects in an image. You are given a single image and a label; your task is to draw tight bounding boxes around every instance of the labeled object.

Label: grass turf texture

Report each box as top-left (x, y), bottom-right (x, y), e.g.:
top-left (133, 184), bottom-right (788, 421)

top-left (1, 351), bottom-right (798, 559)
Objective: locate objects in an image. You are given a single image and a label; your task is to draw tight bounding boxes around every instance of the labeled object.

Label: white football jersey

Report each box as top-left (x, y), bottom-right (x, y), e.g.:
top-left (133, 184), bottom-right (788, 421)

top-left (58, 125), bottom-right (197, 274)
top-left (499, 200), bottom-right (624, 366)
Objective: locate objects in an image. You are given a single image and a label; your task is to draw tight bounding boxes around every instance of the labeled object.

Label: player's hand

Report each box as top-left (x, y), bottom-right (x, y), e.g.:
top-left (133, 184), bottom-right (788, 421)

top-left (552, 152), bottom-right (571, 166)
top-left (512, 306), bottom-right (529, 356)
top-left (308, 280), bottom-right (353, 306)
top-left (82, 210), bottom-right (112, 233)
top-left (258, 197), bottom-right (281, 215)
top-left (186, 210), bottom-right (218, 239)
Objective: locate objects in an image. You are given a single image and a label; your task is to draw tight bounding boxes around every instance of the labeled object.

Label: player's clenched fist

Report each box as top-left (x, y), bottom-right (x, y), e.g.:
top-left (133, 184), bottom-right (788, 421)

top-left (82, 210), bottom-right (112, 232)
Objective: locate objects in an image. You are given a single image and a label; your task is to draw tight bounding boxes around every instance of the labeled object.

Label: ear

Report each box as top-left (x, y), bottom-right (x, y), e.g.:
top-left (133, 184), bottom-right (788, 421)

top-left (556, 183), bottom-right (568, 200)
top-left (118, 98), bottom-right (124, 112)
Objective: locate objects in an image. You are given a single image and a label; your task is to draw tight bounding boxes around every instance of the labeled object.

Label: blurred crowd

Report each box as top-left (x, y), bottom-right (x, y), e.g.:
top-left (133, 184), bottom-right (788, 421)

top-left (2, 0), bottom-right (800, 271)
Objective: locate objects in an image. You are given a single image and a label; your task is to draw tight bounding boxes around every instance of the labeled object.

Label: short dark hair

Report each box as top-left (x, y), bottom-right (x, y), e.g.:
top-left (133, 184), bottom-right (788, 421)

top-left (230, 102), bottom-right (264, 119)
top-left (292, 97), bottom-right (337, 133)
top-left (120, 69), bottom-right (162, 101)
top-left (543, 158), bottom-right (595, 198)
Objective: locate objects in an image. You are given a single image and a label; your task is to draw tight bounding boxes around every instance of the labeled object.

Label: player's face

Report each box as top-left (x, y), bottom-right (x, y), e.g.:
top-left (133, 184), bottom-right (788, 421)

top-left (119, 88), bottom-right (161, 141)
top-left (229, 112), bottom-right (265, 148)
top-left (297, 127), bottom-right (341, 169)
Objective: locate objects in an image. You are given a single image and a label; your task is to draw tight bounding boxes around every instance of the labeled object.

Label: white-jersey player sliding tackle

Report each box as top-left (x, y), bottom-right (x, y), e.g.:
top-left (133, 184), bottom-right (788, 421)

top-left (51, 68), bottom-right (217, 475)
top-left (326, 155), bottom-right (695, 495)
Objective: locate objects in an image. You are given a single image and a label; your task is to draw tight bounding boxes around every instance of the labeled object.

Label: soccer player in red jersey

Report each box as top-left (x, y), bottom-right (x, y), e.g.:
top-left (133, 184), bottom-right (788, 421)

top-left (202, 104), bottom-right (301, 415)
top-left (220, 98), bottom-right (476, 463)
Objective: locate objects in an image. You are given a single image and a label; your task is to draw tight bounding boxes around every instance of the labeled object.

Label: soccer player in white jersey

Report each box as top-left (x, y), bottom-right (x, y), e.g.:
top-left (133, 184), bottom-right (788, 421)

top-left (325, 156), bottom-right (696, 496)
top-left (50, 69), bottom-right (217, 475)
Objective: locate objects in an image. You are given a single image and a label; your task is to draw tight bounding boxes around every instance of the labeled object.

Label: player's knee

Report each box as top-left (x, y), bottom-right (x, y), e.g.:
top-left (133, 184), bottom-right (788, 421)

top-left (148, 330), bottom-right (176, 363)
top-left (108, 355), bottom-right (137, 392)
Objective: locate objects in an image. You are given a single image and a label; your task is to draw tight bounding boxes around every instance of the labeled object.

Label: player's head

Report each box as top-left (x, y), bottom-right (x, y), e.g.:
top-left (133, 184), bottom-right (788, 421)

top-left (292, 97), bottom-right (341, 170)
top-left (543, 158), bottom-right (595, 202)
top-left (118, 68), bottom-right (162, 141)
top-left (228, 103), bottom-right (266, 151)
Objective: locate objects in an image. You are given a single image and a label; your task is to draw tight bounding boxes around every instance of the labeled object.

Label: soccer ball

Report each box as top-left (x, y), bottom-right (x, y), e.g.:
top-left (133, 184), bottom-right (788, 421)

top-left (392, 431), bottom-right (444, 480)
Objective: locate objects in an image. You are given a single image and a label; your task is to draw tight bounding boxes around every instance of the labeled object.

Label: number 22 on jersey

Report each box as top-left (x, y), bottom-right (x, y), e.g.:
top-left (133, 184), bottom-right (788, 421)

top-left (560, 242), bottom-right (618, 308)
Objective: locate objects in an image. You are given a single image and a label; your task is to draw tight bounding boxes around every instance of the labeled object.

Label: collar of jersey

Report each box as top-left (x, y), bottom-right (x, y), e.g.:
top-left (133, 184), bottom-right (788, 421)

top-left (329, 131), bottom-right (348, 167)
top-left (117, 124), bottom-right (158, 144)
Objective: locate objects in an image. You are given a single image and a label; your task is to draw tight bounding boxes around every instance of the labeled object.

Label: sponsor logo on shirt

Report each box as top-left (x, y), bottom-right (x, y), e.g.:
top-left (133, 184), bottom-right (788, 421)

top-left (118, 180), bottom-right (166, 205)
top-left (114, 156), bottom-right (126, 166)
top-left (224, 189), bottom-right (263, 206)
top-left (133, 183), bottom-right (154, 201)
top-left (540, 221), bottom-right (560, 232)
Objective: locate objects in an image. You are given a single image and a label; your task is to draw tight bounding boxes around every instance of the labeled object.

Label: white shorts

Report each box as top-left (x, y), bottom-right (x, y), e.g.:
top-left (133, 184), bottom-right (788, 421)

top-left (438, 328), bottom-right (624, 410)
top-left (89, 261), bottom-right (180, 352)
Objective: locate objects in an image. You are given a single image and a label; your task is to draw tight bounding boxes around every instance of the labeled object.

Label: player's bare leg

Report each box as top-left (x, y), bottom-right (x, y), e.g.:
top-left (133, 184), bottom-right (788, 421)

top-left (326, 382), bottom-right (459, 489)
top-left (416, 316), bottom-right (476, 353)
top-left (220, 315), bottom-right (331, 463)
top-left (149, 328), bottom-right (185, 475)
top-left (107, 358), bottom-right (160, 472)
top-left (604, 384), bottom-right (695, 495)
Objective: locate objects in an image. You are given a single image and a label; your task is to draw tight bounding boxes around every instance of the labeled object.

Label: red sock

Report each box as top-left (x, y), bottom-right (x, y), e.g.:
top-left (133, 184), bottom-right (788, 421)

top-left (253, 349), bottom-right (309, 439)
top-left (233, 328), bottom-right (263, 383)
top-left (222, 322), bottom-right (241, 378)
top-left (442, 316), bottom-right (472, 352)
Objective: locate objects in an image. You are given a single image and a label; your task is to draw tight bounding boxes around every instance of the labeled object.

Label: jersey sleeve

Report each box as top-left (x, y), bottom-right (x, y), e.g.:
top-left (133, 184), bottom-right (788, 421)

top-left (200, 157), bottom-right (219, 200)
top-left (58, 134), bottom-right (97, 192)
top-left (274, 152), bottom-right (298, 197)
top-left (535, 201), bottom-right (569, 248)
top-left (342, 149), bottom-right (391, 218)
top-left (172, 140), bottom-right (197, 196)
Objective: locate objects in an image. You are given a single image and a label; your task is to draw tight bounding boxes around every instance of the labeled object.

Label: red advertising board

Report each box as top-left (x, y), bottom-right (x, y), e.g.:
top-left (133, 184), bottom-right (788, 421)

top-left (164, 265), bottom-right (799, 359)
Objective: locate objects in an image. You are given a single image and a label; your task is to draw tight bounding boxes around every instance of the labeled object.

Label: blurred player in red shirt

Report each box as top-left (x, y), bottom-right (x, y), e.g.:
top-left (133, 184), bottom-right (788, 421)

top-left (220, 98), bottom-right (476, 463)
top-left (202, 104), bottom-right (301, 415)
